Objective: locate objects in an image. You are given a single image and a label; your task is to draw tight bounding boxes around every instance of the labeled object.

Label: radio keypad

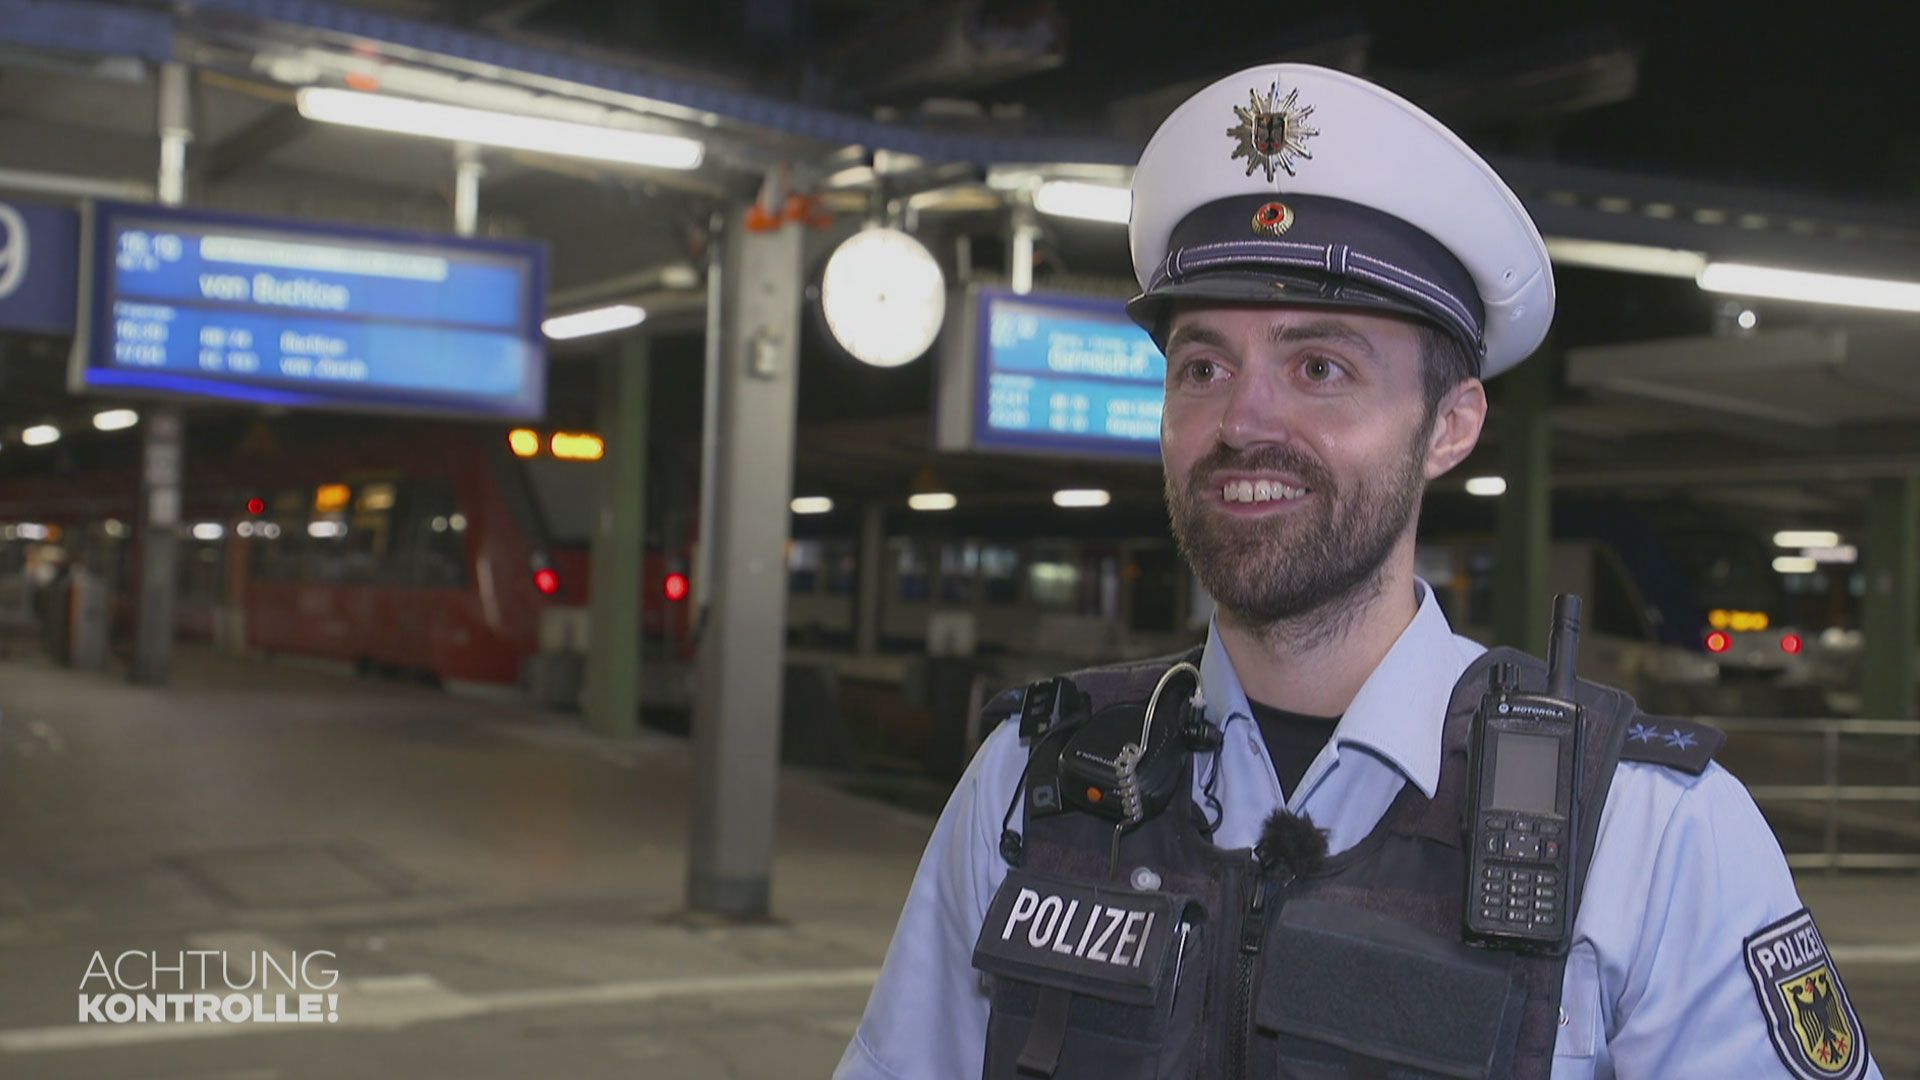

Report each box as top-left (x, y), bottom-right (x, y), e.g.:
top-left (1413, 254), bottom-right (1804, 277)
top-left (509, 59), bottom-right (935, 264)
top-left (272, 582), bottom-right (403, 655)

top-left (1474, 814), bottom-right (1569, 937)
top-left (1501, 834), bottom-right (1541, 859)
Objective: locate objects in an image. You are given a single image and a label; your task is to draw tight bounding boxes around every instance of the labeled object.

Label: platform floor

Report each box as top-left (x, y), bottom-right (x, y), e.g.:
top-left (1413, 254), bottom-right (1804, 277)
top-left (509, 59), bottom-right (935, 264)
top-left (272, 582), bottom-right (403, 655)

top-left (0, 649), bottom-right (1916, 1078)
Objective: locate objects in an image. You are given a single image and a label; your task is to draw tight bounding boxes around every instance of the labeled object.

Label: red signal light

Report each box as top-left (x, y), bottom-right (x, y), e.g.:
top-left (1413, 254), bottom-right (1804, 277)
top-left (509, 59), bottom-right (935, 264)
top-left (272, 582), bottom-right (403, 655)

top-left (533, 568), bottom-right (560, 596)
top-left (664, 572), bottom-right (689, 602)
top-left (1705, 631), bottom-right (1731, 654)
top-left (246, 497), bottom-right (265, 515)
top-left (1781, 633), bottom-right (1803, 655)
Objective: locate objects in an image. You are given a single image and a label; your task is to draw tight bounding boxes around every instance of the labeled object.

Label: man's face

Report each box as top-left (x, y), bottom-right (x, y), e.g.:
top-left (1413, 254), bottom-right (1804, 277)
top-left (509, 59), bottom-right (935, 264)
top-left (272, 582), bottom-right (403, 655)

top-left (1159, 303), bottom-right (1439, 627)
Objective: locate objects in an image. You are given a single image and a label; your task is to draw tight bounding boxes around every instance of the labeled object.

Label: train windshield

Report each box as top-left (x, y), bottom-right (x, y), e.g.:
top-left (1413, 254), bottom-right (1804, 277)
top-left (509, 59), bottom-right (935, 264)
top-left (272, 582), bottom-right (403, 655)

top-left (517, 458), bottom-right (599, 546)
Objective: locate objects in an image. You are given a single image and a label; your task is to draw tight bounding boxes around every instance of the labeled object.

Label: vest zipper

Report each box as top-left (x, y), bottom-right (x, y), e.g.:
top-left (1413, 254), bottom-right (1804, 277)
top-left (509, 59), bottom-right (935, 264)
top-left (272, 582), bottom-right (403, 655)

top-left (1229, 858), bottom-right (1284, 1080)
top-left (1229, 859), bottom-right (1301, 1080)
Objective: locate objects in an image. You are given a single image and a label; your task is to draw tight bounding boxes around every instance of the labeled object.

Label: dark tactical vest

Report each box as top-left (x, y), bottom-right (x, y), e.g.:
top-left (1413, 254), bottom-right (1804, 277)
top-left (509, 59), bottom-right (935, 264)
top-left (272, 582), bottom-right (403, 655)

top-left (970, 645), bottom-right (1722, 1080)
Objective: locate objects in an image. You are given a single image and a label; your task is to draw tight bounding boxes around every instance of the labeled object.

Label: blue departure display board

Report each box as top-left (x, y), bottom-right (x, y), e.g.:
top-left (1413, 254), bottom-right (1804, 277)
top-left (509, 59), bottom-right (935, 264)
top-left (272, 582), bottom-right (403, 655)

top-left (970, 288), bottom-right (1163, 461)
top-left (71, 201), bottom-right (547, 419)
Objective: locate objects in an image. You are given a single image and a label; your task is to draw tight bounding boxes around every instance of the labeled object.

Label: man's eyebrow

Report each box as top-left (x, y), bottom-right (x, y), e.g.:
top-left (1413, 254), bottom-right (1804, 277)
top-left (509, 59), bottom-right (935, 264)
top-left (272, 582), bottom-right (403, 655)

top-left (1164, 324), bottom-right (1229, 353)
top-left (1163, 318), bottom-right (1382, 359)
top-left (1269, 318), bottom-right (1379, 359)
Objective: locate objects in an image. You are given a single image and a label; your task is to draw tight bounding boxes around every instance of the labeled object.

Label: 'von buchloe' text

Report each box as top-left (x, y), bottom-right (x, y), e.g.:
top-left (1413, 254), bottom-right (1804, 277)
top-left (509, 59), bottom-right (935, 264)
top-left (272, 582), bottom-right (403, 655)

top-left (198, 273), bottom-right (350, 311)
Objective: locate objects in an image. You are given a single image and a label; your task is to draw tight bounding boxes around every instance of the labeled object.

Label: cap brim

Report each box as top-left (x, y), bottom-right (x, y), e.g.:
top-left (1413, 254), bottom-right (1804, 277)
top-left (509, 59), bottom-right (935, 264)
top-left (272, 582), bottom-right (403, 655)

top-left (1126, 269), bottom-right (1442, 349)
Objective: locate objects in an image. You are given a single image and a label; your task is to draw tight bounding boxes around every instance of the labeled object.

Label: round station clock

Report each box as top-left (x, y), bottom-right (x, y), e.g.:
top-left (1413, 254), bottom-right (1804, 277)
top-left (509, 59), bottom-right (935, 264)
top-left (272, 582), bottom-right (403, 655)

top-left (818, 227), bottom-right (946, 367)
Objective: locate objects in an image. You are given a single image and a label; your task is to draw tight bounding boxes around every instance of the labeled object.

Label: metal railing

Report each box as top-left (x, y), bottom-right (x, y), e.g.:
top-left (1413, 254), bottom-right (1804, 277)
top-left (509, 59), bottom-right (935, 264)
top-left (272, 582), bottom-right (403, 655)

top-left (1707, 717), bottom-right (1920, 873)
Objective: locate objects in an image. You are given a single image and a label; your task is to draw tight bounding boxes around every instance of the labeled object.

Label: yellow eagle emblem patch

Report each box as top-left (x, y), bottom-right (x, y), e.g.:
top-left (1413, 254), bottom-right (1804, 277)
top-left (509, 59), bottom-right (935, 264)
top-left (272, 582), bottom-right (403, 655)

top-left (1746, 910), bottom-right (1867, 1080)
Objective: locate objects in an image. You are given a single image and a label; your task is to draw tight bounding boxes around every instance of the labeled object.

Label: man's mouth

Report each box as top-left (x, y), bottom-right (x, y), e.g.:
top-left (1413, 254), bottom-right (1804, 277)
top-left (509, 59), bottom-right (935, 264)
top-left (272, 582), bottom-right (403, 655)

top-left (1216, 478), bottom-right (1312, 506)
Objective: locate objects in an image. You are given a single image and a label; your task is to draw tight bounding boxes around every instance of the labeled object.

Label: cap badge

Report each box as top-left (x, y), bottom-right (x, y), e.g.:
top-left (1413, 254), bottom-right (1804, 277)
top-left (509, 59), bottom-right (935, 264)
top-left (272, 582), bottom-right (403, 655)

top-left (1251, 201), bottom-right (1296, 236)
top-left (1228, 82), bottom-right (1319, 182)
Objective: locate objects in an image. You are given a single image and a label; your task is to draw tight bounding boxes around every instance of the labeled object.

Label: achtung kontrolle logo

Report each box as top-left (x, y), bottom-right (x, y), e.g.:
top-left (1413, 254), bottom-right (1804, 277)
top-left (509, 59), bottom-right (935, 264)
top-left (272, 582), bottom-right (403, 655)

top-left (78, 950), bottom-right (340, 1025)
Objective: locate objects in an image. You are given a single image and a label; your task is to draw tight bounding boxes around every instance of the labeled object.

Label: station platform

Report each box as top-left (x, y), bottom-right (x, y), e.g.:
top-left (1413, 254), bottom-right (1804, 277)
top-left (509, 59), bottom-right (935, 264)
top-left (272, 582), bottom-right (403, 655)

top-left (0, 648), bottom-right (1917, 1078)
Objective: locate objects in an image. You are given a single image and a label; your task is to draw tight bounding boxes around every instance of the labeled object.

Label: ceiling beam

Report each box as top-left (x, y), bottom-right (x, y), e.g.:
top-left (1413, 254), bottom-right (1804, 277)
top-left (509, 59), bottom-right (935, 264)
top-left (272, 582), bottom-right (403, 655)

top-left (1379, 31), bottom-right (1640, 129)
top-left (205, 104), bottom-right (308, 186)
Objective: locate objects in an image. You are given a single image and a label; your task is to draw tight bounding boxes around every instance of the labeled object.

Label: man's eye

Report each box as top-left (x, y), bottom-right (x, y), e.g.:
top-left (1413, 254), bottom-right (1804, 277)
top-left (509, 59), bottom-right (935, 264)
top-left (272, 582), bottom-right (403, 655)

top-left (1180, 359), bottom-right (1222, 385)
top-left (1301, 355), bottom-right (1344, 382)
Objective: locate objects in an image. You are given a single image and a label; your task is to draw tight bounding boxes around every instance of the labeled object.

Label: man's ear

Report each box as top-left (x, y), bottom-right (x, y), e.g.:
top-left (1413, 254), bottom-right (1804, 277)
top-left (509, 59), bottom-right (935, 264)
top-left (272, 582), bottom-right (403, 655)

top-left (1423, 378), bottom-right (1488, 481)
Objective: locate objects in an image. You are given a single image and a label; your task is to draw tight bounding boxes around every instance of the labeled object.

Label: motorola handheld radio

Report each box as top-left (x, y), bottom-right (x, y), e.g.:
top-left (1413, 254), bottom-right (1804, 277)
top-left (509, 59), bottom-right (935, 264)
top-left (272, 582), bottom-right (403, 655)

top-left (1465, 595), bottom-right (1584, 951)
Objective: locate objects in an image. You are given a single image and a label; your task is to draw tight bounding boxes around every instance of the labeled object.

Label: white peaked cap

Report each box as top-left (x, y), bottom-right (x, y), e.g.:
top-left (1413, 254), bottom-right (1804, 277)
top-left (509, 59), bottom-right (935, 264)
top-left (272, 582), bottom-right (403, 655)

top-left (1126, 64), bottom-right (1554, 378)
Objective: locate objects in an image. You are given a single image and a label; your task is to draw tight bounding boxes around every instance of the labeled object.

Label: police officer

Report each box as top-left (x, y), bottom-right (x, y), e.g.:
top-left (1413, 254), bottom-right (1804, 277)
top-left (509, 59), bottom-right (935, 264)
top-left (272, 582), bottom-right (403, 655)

top-left (838, 64), bottom-right (1881, 1079)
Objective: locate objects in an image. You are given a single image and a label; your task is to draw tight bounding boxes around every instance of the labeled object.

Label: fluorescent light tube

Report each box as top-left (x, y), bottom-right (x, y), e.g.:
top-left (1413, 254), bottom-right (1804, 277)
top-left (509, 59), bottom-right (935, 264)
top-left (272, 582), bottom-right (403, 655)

top-left (1543, 238), bottom-right (1706, 278)
top-left (296, 88), bottom-right (704, 171)
top-left (1699, 261), bottom-right (1920, 313)
top-left (790, 497), bottom-right (834, 515)
top-left (1465, 476), bottom-right (1507, 497)
top-left (1773, 530), bottom-right (1840, 548)
top-left (908, 493), bottom-right (957, 511)
top-left (1052, 489), bottom-right (1111, 508)
top-left (1032, 180), bottom-right (1130, 225)
top-left (543, 304), bottom-right (646, 340)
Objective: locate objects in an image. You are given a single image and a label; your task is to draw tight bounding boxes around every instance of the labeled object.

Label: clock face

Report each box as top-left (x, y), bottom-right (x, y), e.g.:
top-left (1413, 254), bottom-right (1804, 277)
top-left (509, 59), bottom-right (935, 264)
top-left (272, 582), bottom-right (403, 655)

top-left (820, 228), bottom-right (946, 367)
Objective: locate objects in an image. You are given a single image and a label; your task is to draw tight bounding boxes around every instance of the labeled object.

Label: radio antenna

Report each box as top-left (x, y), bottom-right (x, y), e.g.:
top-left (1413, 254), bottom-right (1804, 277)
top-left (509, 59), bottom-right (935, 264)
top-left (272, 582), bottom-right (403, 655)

top-left (1546, 594), bottom-right (1582, 701)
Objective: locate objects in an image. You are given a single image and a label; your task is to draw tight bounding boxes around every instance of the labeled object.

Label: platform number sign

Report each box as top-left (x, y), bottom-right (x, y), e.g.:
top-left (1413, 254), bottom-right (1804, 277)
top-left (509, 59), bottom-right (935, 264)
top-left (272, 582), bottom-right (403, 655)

top-left (0, 201), bottom-right (26, 302)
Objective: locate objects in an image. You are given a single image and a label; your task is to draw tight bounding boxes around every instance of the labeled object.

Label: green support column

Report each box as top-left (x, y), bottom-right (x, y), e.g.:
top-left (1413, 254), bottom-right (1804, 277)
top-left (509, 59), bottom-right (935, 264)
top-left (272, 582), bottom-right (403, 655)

top-left (1493, 348), bottom-right (1553, 652)
top-left (584, 334), bottom-right (650, 738)
top-left (1861, 475), bottom-right (1919, 721)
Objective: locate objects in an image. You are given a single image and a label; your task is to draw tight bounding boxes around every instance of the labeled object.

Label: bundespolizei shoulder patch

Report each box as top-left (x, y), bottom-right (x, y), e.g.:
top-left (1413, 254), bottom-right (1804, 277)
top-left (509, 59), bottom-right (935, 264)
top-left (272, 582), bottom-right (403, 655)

top-left (1744, 908), bottom-right (1867, 1079)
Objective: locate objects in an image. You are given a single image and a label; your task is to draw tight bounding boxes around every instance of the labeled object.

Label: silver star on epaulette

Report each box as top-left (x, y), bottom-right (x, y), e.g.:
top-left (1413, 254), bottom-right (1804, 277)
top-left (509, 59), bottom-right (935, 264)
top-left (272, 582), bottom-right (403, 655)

top-left (1663, 729), bottom-right (1699, 751)
top-left (1627, 722), bottom-right (1659, 744)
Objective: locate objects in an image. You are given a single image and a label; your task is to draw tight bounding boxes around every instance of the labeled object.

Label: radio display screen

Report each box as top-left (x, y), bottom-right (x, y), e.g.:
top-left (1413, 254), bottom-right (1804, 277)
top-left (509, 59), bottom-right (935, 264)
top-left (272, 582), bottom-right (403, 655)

top-left (1490, 731), bottom-right (1559, 814)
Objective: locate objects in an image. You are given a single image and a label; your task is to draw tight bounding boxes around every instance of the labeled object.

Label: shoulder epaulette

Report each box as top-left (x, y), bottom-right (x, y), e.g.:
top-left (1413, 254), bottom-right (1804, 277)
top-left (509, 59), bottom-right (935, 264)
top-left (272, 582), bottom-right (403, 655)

top-left (1617, 714), bottom-right (1724, 775)
top-left (982, 686), bottom-right (1025, 731)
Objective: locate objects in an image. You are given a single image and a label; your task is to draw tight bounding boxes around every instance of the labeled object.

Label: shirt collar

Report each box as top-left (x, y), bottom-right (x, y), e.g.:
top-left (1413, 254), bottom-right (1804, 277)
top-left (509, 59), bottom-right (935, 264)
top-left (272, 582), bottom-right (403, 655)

top-left (1196, 577), bottom-right (1476, 798)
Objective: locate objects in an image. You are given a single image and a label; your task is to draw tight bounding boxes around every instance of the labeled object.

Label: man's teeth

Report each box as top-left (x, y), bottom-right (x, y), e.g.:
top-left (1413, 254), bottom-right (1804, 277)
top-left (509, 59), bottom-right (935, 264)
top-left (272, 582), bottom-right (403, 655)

top-left (1223, 480), bottom-right (1308, 503)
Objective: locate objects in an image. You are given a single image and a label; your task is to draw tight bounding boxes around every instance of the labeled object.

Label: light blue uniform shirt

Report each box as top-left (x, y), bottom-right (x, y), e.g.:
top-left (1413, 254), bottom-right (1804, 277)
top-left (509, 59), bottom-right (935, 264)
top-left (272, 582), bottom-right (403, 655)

top-left (838, 580), bottom-right (1882, 1079)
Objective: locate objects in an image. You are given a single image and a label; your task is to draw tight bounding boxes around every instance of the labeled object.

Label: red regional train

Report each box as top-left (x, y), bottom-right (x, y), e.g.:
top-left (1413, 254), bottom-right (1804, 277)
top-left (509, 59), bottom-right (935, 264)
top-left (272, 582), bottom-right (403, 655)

top-left (0, 425), bottom-right (693, 695)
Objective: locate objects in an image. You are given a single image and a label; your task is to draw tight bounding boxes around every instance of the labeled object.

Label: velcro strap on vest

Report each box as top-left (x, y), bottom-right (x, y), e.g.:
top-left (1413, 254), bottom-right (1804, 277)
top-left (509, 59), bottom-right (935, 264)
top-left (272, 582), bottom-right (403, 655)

top-left (1257, 899), bottom-right (1525, 1079)
top-left (1015, 987), bottom-right (1071, 1076)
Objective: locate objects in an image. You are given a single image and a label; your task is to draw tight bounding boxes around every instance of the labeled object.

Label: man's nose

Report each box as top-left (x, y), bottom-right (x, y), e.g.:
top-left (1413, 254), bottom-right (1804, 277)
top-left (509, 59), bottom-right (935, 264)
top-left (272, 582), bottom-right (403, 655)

top-left (1216, 369), bottom-right (1296, 450)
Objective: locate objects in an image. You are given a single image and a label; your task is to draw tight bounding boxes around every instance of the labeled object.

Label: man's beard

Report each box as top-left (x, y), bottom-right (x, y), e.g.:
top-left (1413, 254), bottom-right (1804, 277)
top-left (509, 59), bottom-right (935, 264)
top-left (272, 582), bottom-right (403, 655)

top-left (1165, 424), bottom-right (1430, 635)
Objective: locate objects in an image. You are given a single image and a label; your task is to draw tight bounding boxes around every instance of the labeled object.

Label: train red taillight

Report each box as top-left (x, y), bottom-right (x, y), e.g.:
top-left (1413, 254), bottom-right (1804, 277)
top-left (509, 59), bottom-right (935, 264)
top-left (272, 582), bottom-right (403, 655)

top-left (664, 572), bottom-right (689, 602)
top-left (533, 568), bottom-right (560, 596)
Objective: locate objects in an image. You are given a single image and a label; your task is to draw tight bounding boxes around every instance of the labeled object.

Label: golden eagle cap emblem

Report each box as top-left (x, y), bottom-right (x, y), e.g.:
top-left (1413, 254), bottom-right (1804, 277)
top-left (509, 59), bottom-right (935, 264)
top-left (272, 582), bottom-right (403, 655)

top-left (1228, 82), bottom-right (1320, 182)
